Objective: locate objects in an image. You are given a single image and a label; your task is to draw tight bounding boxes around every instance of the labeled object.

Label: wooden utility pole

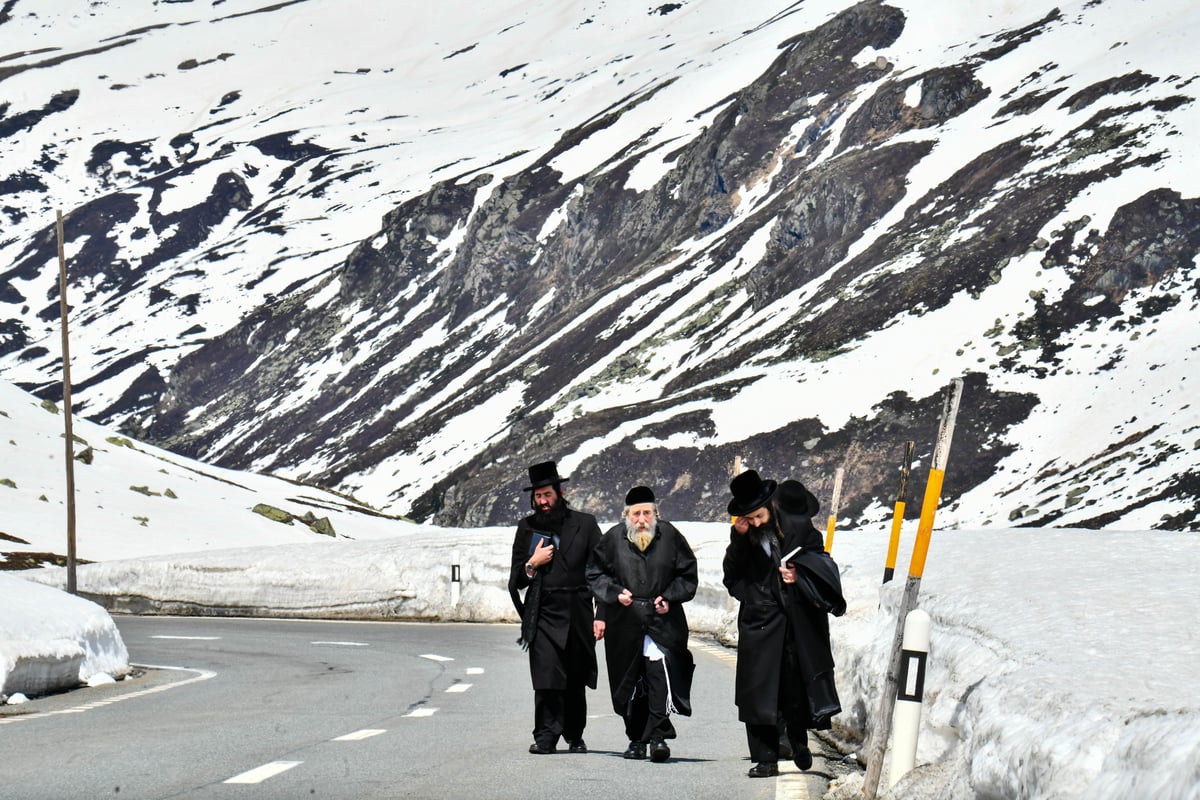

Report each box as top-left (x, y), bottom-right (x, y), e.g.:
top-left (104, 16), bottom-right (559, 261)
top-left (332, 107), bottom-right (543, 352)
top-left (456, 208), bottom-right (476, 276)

top-left (727, 455), bottom-right (743, 610)
top-left (862, 378), bottom-right (963, 799)
top-left (56, 210), bottom-right (78, 595)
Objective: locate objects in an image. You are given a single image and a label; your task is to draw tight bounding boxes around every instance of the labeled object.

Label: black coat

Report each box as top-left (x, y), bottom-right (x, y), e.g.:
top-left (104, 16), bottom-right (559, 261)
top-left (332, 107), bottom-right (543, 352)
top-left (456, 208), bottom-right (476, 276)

top-left (784, 546), bottom-right (844, 728)
top-left (508, 508), bottom-right (602, 691)
top-left (722, 513), bottom-right (843, 728)
top-left (587, 521), bottom-right (698, 716)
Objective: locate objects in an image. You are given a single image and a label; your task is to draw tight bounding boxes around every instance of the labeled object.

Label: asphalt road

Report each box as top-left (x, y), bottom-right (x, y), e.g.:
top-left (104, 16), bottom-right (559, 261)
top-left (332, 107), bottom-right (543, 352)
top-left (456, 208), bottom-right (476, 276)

top-left (0, 617), bottom-right (838, 799)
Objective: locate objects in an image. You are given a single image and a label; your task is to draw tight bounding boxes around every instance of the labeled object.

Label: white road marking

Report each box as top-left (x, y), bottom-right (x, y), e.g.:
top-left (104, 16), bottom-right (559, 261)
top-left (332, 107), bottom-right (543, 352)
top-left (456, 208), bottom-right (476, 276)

top-left (419, 653), bottom-right (453, 662)
top-left (150, 635), bottom-right (220, 641)
top-left (403, 708), bottom-right (438, 718)
top-left (0, 664), bottom-right (215, 726)
top-left (224, 761), bottom-right (303, 784)
top-left (445, 683), bottom-right (472, 693)
top-left (777, 762), bottom-right (814, 800)
top-left (466, 667), bottom-right (484, 675)
top-left (333, 729), bottom-right (387, 741)
top-left (311, 641), bottom-right (370, 647)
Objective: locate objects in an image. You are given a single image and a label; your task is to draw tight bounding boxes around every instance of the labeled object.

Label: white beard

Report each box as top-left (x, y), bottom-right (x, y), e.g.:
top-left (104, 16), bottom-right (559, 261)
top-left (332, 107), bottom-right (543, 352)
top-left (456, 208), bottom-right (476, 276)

top-left (624, 515), bottom-right (656, 552)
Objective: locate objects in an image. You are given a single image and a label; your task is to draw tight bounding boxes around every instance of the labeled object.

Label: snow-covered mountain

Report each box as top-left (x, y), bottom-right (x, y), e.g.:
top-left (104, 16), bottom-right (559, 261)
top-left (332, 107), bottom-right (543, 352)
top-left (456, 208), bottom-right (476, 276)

top-left (2, 0), bottom-right (1197, 530)
top-left (0, 380), bottom-right (405, 570)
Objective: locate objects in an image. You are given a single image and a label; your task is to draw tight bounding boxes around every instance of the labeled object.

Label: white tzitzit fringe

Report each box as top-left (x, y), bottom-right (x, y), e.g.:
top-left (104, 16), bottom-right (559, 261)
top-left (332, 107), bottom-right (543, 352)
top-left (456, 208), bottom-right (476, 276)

top-left (643, 635), bottom-right (678, 715)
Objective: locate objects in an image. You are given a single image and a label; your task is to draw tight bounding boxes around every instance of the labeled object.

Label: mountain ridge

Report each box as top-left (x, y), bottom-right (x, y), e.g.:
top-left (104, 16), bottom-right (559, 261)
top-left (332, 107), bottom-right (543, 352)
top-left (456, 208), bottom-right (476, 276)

top-left (1, 0), bottom-right (1197, 530)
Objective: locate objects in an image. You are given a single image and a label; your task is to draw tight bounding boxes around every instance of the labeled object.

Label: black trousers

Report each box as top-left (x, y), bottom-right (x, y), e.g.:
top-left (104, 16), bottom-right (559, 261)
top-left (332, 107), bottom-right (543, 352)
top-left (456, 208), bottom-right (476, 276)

top-left (622, 657), bottom-right (677, 743)
top-left (530, 633), bottom-right (591, 747)
top-left (533, 685), bottom-right (587, 747)
top-left (746, 719), bottom-right (807, 762)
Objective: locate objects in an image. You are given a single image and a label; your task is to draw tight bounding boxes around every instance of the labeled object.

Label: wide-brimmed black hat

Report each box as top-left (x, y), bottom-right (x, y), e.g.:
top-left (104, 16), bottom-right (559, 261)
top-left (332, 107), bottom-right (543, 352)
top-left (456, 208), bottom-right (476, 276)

top-left (523, 460), bottom-right (569, 491)
top-left (727, 469), bottom-right (777, 516)
top-left (776, 479), bottom-right (820, 517)
top-left (625, 485), bottom-right (655, 505)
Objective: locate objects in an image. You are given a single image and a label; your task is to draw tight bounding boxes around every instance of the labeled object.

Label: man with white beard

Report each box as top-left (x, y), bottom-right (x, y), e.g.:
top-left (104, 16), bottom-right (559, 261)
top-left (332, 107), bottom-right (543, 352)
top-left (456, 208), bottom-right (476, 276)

top-left (587, 486), bottom-right (697, 762)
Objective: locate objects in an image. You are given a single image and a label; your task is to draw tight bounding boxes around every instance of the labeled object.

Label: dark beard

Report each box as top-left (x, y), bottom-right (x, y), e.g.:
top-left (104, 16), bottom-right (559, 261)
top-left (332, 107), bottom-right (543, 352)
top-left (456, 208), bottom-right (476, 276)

top-left (531, 500), bottom-right (567, 532)
top-left (748, 519), bottom-right (782, 547)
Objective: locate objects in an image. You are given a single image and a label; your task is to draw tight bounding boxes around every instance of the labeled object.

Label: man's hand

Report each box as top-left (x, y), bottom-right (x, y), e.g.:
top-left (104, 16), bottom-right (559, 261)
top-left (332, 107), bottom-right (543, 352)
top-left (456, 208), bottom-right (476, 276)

top-left (618, 588), bottom-right (633, 607)
top-left (779, 564), bottom-right (797, 585)
top-left (733, 516), bottom-right (751, 535)
top-left (653, 596), bottom-right (669, 615)
top-left (594, 620), bottom-right (606, 641)
top-left (529, 537), bottom-right (555, 568)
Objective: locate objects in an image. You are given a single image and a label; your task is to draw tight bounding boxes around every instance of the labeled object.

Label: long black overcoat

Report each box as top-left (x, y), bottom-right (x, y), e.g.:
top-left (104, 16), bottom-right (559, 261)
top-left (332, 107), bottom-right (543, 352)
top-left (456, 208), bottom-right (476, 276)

top-left (722, 513), bottom-right (843, 728)
top-left (587, 520), bottom-right (698, 716)
top-left (723, 526), bottom-right (790, 725)
top-left (508, 508), bottom-right (602, 691)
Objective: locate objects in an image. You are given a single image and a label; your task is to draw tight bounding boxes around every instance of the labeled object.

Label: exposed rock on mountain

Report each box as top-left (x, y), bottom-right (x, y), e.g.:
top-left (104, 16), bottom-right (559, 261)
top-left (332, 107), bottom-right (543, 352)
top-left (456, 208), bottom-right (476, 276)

top-left (1, 1), bottom-right (1196, 530)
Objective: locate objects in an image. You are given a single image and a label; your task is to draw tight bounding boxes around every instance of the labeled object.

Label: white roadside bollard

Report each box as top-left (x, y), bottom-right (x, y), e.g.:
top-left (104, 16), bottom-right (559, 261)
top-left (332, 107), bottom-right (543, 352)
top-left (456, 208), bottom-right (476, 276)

top-left (450, 550), bottom-right (462, 608)
top-left (888, 608), bottom-right (931, 788)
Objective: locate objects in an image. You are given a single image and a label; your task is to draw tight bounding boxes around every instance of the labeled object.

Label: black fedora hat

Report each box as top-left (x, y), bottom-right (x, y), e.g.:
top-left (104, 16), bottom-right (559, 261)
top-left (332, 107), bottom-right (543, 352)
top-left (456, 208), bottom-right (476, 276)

top-left (523, 460), bottom-right (569, 491)
top-left (777, 479), bottom-right (820, 518)
top-left (727, 470), bottom-right (777, 516)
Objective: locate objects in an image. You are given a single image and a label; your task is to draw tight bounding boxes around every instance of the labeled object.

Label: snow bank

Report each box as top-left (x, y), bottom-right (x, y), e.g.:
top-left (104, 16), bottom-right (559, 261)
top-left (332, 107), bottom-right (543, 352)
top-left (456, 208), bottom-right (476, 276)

top-left (13, 523), bottom-right (1200, 799)
top-left (831, 528), bottom-right (1200, 800)
top-left (0, 574), bottom-right (130, 698)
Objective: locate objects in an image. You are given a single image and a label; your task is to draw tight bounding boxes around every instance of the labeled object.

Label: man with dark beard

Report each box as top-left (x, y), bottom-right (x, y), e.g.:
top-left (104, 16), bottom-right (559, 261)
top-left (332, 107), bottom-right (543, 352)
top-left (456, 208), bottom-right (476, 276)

top-left (508, 461), bottom-right (604, 755)
top-left (587, 486), bottom-right (697, 763)
top-left (723, 470), bottom-right (844, 778)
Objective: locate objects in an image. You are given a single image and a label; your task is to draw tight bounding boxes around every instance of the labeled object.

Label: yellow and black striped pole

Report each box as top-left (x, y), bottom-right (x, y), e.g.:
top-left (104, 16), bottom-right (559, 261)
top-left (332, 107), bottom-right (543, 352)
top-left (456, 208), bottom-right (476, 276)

top-left (883, 441), bottom-right (915, 583)
top-left (823, 466), bottom-right (844, 553)
top-left (863, 378), bottom-right (963, 800)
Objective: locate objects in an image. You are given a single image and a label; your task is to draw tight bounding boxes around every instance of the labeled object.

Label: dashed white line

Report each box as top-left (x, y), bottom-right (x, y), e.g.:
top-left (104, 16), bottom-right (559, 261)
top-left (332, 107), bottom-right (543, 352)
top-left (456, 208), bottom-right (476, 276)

top-left (403, 708), bottom-right (438, 718)
top-left (150, 635), bottom-right (221, 641)
top-left (445, 683), bottom-right (472, 693)
top-left (419, 654), bottom-right (453, 662)
top-left (224, 761), bottom-right (303, 784)
top-left (466, 667), bottom-right (485, 675)
top-left (333, 729), bottom-right (387, 741)
top-left (312, 641), bottom-right (370, 647)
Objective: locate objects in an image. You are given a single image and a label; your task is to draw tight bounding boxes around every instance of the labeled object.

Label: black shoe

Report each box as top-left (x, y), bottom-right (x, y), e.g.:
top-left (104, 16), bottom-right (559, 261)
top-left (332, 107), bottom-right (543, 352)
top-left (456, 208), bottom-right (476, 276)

top-left (778, 738), bottom-right (793, 760)
top-left (623, 741), bottom-right (646, 760)
top-left (748, 761), bottom-right (779, 778)
top-left (793, 745), bottom-right (813, 771)
top-left (567, 739), bottom-right (587, 754)
top-left (528, 742), bottom-right (555, 755)
top-left (649, 738), bottom-right (671, 762)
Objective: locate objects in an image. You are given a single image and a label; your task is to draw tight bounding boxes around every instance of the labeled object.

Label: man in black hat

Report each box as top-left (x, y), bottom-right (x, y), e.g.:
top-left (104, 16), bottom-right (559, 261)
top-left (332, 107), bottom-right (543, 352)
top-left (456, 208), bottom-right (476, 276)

top-left (722, 470), bottom-right (844, 778)
top-left (508, 461), bottom-right (605, 755)
top-left (587, 486), bottom-right (697, 763)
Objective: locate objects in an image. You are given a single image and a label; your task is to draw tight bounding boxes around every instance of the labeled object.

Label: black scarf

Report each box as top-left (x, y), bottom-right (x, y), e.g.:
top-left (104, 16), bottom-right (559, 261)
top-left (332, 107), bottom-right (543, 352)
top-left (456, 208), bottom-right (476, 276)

top-left (516, 500), bottom-right (566, 649)
top-left (517, 568), bottom-right (543, 651)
